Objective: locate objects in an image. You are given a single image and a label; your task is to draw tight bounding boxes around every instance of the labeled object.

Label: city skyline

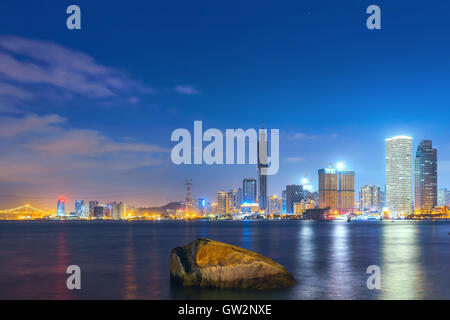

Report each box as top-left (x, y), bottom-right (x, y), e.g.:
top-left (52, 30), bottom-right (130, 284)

top-left (0, 1), bottom-right (450, 210)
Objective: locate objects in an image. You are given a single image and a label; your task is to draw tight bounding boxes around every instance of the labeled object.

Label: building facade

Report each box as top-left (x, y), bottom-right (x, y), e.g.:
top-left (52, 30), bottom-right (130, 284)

top-left (217, 191), bottom-right (228, 215)
top-left (57, 198), bottom-right (66, 217)
top-left (438, 188), bottom-right (450, 207)
top-left (257, 126), bottom-right (268, 211)
top-left (386, 136), bottom-right (413, 214)
top-left (243, 178), bottom-right (257, 203)
top-left (318, 168), bottom-right (338, 211)
top-left (286, 184), bottom-right (303, 214)
top-left (414, 140), bottom-right (437, 211)
top-left (359, 185), bottom-right (382, 212)
top-left (268, 195), bottom-right (282, 215)
top-left (338, 170), bottom-right (355, 214)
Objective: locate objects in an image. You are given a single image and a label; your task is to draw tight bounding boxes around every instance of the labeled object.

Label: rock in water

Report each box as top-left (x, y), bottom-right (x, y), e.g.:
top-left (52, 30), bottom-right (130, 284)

top-left (170, 238), bottom-right (295, 290)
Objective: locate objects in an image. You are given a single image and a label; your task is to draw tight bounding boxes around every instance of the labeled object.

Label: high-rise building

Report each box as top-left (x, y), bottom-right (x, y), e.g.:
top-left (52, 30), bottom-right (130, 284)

top-left (93, 206), bottom-right (105, 219)
top-left (386, 136), bottom-right (413, 214)
top-left (359, 185), bottom-right (382, 212)
top-left (89, 200), bottom-right (99, 218)
top-left (286, 185), bottom-right (303, 213)
top-left (57, 198), bottom-right (66, 217)
top-left (318, 168), bottom-right (338, 211)
top-left (268, 195), bottom-right (282, 215)
top-left (81, 203), bottom-right (89, 218)
top-left (237, 187), bottom-right (243, 206)
top-left (228, 190), bottom-right (239, 213)
top-left (243, 178), bottom-right (257, 203)
top-left (414, 140), bottom-right (437, 211)
top-left (438, 188), bottom-right (450, 207)
top-left (217, 191), bottom-right (228, 215)
top-left (282, 190), bottom-right (286, 214)
top-left (338, 170), bottom-right (355, 214)
top-left (74, 200), bottom-right (84, 216)
top-left (111, 201), bottom-right (125, 220)
top-left (197, 198), bottom-right (207, 215)
top-left (257, 124), bottom-right (268, 211)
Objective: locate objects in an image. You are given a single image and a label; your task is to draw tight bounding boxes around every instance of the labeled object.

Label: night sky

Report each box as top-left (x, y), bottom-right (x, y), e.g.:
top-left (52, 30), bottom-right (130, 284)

top-left (0, 0), bottom-right (449, 210)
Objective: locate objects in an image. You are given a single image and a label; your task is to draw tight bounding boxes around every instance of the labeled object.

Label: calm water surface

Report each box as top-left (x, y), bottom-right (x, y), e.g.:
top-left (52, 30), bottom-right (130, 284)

top-left (0, 220), bottom-right (449, 299)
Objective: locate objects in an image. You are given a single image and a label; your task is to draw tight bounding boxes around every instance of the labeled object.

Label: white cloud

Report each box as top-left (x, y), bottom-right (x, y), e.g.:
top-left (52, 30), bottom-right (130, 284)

top-left (174, 85), bottom-right (200, 95)
top-left (284, 156), bottom-right (305, 163)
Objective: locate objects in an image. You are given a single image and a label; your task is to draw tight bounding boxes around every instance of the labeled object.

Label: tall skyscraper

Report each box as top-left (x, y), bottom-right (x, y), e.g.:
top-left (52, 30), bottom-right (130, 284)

top-left (217, 191), bottom-right (228, 215)
top-left (286, 185), bottom-right (303, 213)
top-left (74, 200), bottom-right (84, 216)
top-left (268, 195), bottom-right (282, 215)
top-left (93, 206), bottom-right (105, 219)
top-left (243, 178), bottom-right (257, 203)
top-left (111, 201), bottom-right (125, 220)
top-left (282, 190), bottom-right (286, 214)
top-left (338, 170), bottom-right (355, 214)
top-left (359, 185), bottom-right (382, 212)
top-left (386, 136), bottom-right (413, 214)
top-left (437, 188), bottom-right (450, 207)
top-left (237, 187), bottom-right (243, 206)
top-left (57, 198), bottom-right (66, 217)
top-left (318, 168), bottom-right (338, 211)
top-left (257, 123), bottom-right (268, 211)
top-left (89, 200), bottom-right (99, 218)
top-left (414, 140), bottom-right (437, 211)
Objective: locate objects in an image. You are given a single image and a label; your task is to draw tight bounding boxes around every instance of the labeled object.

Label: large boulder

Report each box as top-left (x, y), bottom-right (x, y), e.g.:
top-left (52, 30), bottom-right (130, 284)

top-left (169, 238), bottom-right (295, 290)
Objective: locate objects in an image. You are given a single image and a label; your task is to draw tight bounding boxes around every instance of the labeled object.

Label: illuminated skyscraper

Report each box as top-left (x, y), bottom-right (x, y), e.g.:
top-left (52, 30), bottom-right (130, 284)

top-left (438, 188), bottom-right (450, 207)
top-left (282, 190), bottom-right (286, 214)
top-left (286, 184), bottom-right (303, 214)
top-left (74, 200), bottom-right (84, 216)
top-left (243, 178), bottom-right (257, 203)
top-left (359, 185), bottom-right (382, 212)
top-left (386, 136), bottom-right (413, 214)
top-left (217, 191), bottom-right (228, 215)
top-left (268, 195), bottom-right (282, 215)
top-left (318, 168), bottom-right (338, 211)
top-left (89, 200), bottom-right (99, 218)
top-left (57, 198), bottom-right (66, 217)
top-left (414, 140), bottom-right (437, 211)
top-left (257, 124), bottom-right (268, 211)
top-left (338, 170), bottom-right (355, 214)
top-left (111, 201), bottom-right (125, 220)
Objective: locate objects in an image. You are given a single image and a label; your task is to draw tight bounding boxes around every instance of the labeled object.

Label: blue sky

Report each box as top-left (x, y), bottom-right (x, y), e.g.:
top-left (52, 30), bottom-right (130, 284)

top-left (0, 0), bottom-right (449, 209)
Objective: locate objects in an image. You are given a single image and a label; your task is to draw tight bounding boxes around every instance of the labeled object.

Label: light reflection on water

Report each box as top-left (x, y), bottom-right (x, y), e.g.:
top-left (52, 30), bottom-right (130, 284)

top-left (0, 220), bottom-right (449, 299)
top-left (380, 223), bottom-right (423, 299)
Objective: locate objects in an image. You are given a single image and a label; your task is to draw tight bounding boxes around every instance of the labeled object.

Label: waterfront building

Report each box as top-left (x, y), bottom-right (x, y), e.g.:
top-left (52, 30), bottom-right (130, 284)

top-left (89, 200), bottom-right (99, 218)
top-left (111, 201), bottom-right (125, 219)
top-left (93, 206), bottom-right (105, 219)
top-left (338, 170), bottom-right (355, 214)
top-left (282, 190), bottom-right (286, 214)
top-left (386, 136), bottom-right (413, 214)
top-left (243, 178), bottom-right (257, 203)
top-left (318, 167), bottom-right (338, 211)
top-left (257, 123), bottom-right (268, 211)
top-left (74, 200), bottom-right (84, 216)
top-left (197, 198), bottom-right (207, 215)
top-left (56, 198), bottom-right (66, 217)
top-left (438, 188), bottom-right (450, 207)
top-left (286, 184), bottom-right (303, 214)
top-left (228, 190), bottom-right (239, 213)
top-left (268, 195), bottom-right (282, 215)
top-left (414, 140), bottom-right (437, 211)
top-left (237, 187), bottom-right (243, 206)
top-left (217, 191), bottom-right (228, 215)
top-left (359, 185), bottom-right (382, 212)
